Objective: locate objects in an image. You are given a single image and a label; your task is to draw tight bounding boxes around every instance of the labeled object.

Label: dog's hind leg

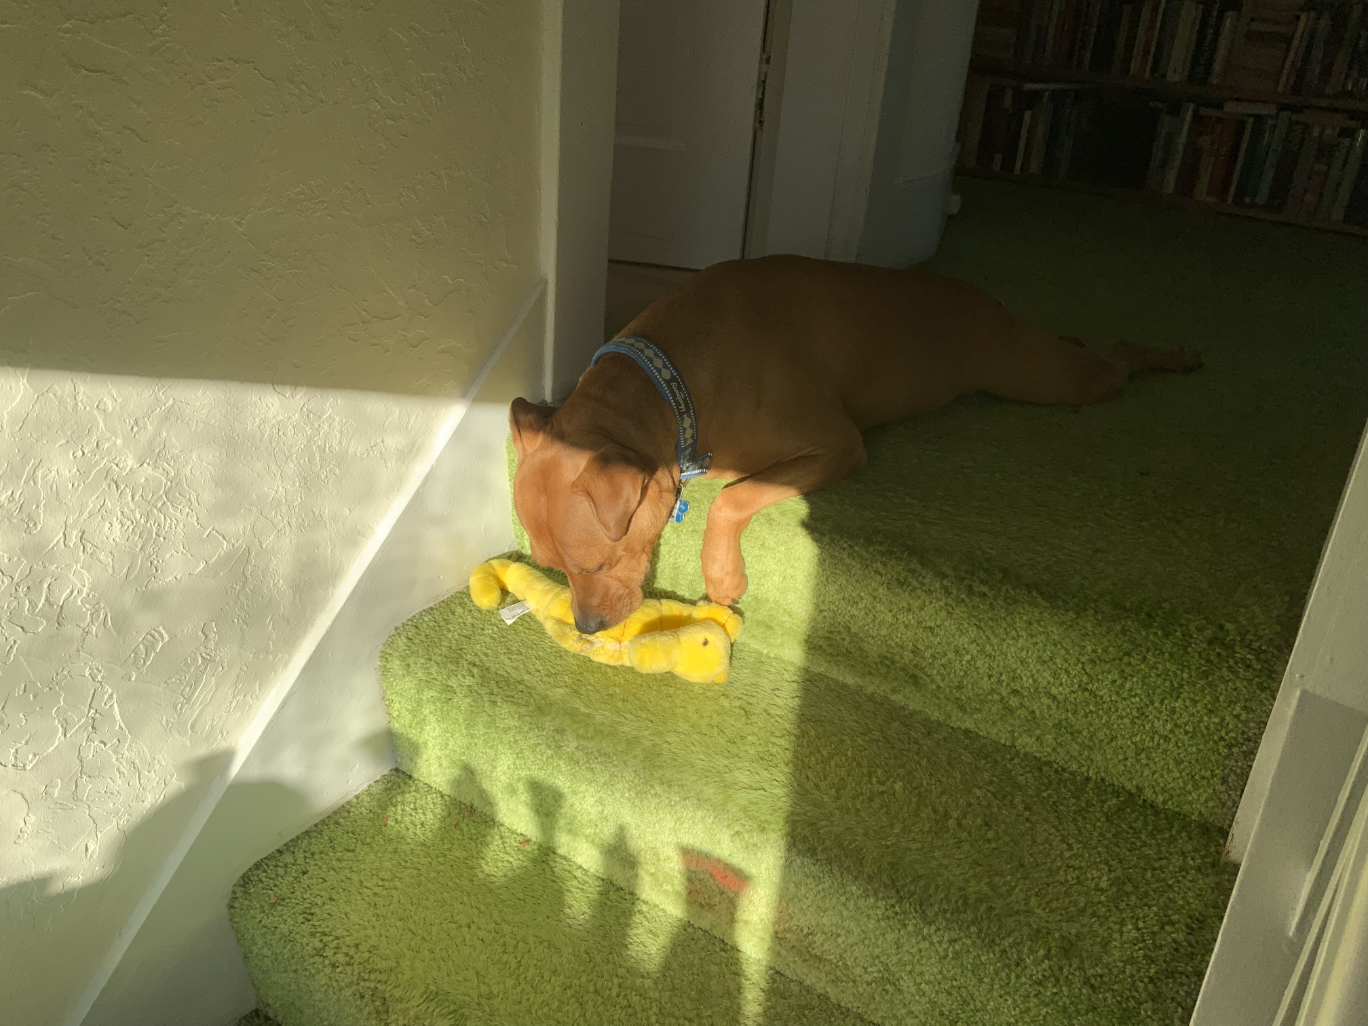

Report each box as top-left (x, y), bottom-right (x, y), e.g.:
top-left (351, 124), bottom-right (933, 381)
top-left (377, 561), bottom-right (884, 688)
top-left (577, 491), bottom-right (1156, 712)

top-left (969, 318), bottom-right (1201, 407)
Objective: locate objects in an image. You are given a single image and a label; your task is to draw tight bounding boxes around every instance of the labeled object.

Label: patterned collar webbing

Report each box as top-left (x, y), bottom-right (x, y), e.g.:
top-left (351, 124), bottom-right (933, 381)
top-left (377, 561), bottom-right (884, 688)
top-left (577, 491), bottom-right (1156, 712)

top-left (590, 335), bottom-right (712, 520)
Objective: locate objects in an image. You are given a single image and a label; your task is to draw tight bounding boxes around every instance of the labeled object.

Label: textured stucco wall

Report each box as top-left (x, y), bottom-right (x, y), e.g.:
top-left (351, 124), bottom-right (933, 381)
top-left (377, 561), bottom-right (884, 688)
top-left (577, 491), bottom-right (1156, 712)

top-left (0, 0), bottom-right (539, 395)
top-left (0, 1), bottom-right (543, 1023)
top-left (84, 292), bottom-right (545, 1026)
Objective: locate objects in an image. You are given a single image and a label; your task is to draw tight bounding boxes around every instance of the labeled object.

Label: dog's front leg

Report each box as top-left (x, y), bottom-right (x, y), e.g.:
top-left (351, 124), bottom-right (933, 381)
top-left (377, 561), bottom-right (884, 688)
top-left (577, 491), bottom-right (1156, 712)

top-left (701, 433), bottom-right (867, 606)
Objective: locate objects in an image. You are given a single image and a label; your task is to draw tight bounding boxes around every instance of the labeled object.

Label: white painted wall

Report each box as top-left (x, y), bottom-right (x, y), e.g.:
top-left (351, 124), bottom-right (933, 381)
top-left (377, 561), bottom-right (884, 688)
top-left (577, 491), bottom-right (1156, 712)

top-left (0, 1), bottom-right (545, 1023)
top-left (82, 287), bottom-right (545, 1026)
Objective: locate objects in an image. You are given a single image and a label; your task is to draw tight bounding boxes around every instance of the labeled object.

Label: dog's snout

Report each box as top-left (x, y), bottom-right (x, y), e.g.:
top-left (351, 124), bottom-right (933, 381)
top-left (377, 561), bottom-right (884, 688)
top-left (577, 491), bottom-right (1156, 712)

top-left (574, 612), bottom-right (608, 635)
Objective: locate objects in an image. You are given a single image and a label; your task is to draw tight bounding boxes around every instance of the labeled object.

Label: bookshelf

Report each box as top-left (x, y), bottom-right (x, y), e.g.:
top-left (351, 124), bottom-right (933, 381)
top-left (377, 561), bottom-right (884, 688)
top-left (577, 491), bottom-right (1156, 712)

top-left (958, 164), bottom-right (1368, 236)
top-left (959, 0), bottom-right (1368, 236)
top-left (972, 60), bottom-right (1368, 112)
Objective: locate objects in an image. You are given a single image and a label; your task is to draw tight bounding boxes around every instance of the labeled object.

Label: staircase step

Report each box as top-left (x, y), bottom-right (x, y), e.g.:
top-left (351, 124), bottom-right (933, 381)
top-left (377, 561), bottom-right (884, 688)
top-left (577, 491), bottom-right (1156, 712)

top-left (381, 594), bottom-right (1234, 1025)
top-left (230, 771), bottom-right (865, 1026)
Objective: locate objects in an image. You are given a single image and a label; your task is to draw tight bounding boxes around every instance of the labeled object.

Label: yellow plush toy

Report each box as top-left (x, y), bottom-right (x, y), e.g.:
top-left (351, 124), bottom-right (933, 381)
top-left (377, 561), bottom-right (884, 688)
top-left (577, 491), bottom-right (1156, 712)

top-left (469, 558), bottom-right (743, 684)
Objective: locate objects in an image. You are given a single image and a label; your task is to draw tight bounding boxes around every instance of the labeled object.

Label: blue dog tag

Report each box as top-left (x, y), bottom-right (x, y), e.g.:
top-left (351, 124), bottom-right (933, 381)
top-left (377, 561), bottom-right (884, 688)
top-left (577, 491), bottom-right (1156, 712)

top-left (671, 498), bottom-right (689, 523)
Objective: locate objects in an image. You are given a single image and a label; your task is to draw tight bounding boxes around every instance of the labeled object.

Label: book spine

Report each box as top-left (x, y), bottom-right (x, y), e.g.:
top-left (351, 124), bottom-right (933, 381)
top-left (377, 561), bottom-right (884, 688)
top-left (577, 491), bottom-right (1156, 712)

top-left (1280, 12), bottom-right (1312, 93)
top-left (1346, 155), bottom-right (1368, 224)
top-left (1299, 128), bottom-right (1338, 216)
top-left (1318, 134), bottom-right (1354, 218)
top-left (1267, 120), bottom-right (1308, 208)
top-left (1154, 0), bottom-right (1187, 79)
top-left (1255, 109), bottom-right (1292, 204)
top-left (1301, 13), bottom-right (1334, 95)
top-left (1225, 117), bottom-right (1254, 203)
top-left (1209, 9), bottom-right (1240, 84)
top-left (1284, 123), bottom-right (1324, 214)
top-left (1189, 1), bottom-right (1224, 83)
top-left (1162, 101), bottom-right (1198, 192)
top-left (1144, 0), bottom-right (1171, 77)
top-left (1330, 128), bottom-right (1368, 220)
top-left (1146, 112), bottom-right (1176, 188)
top-left (1112, 4), bottom-right (1138, 74)
top-left (1234, 114), bottom-right (1272, 203)
top-left (1078, 0), bottom-right (1107, 68)
top-left (1023, 0), bottom-right (1039, 69)
top-left (1351, 24), bottom-right (1368, 97)
top-left (1047, 91), bottom-right (1079, 177)
top-left (1167, 1), bottom-right (1198, 81)
top-left (1132, 0), bottom-right (1154, 76)
top-left (1204, 116), bottom-right (1235, 200)
top-left (958, 75), bottom-right (993, 169)
top-left (1152, 0), bottom-right (1181, 79)
top-left (1056, 0), bottom-right (1085, 66)
top-left (1041, 0), bottom-right (1067, 65)
top-left (1327, 4), bottom-right (1365, 95)
top-left (1193, 131), bottom-right (1217, 200)
top-left (1013, 107), bottom-right (1035, 174)
top-left (1221, 0), bottom-right (1256, 86)
top-left (1034, 93), bottom-right (1056, 175)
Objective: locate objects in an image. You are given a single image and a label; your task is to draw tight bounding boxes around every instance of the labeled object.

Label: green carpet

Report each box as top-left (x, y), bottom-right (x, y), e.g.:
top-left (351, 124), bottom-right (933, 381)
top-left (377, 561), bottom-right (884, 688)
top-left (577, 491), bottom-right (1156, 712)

top-left (381, 599), bottom-right (1234, 1025)
top-left (232, 179), bottom-right (1368, 1025)
top-left (230, 770), bottom-right (865, 1026)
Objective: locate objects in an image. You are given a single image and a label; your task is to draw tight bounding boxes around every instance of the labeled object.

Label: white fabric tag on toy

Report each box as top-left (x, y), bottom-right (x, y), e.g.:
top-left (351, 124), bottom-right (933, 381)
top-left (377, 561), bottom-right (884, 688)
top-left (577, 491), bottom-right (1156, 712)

top-left (500, 600), bottom-right (533, 625)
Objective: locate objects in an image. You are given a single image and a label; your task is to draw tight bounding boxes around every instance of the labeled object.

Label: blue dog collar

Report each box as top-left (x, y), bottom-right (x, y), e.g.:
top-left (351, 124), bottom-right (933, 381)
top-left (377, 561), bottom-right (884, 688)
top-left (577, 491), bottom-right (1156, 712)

top-left (590, 335), bottom-right (712, 521)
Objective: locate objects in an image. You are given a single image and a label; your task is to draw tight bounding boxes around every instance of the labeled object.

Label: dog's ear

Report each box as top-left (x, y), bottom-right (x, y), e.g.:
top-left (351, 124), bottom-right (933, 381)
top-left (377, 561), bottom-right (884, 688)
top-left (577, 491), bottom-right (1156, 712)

top-left (572, 453), bottom-right (650, 543)
top-left (510, 398), bottom-right (555, 456)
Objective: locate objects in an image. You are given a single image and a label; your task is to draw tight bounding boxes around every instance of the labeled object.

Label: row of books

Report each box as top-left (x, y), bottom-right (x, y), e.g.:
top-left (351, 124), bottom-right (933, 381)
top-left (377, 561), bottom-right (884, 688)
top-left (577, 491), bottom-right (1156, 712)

top-left (1147, 99), bottom-right (1367, 216)
top-left (957, 77), bottom-right (1368, 224)
top-left (973, 0), bottom-right (1368, 97)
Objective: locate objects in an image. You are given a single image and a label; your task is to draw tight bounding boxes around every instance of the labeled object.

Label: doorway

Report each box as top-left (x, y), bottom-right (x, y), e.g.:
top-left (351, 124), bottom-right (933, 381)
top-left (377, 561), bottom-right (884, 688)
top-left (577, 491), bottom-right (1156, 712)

top-left (607, 0), bottom-right (772, 270)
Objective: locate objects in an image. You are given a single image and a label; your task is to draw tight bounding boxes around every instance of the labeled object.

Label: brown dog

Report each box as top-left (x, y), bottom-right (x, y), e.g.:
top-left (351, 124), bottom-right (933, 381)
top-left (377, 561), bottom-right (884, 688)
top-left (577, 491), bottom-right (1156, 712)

top-left (511, 255), bottom-right (1198, 633)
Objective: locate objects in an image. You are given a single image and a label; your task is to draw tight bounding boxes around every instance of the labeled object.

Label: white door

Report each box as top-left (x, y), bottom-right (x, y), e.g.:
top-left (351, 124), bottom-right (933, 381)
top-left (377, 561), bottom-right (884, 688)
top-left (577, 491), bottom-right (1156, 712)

top-left (608, 0), bottom-right (770, 270)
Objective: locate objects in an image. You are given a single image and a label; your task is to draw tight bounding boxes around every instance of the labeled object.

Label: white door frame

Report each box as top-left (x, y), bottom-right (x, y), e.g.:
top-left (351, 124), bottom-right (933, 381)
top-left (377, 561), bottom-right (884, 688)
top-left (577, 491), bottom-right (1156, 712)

top-left (1194, 420), bottom-right (1368, 1024)
top-left (542, 0), bottom-right (621, 401)
top-left (1230, 420), bottom-right (1368, 863)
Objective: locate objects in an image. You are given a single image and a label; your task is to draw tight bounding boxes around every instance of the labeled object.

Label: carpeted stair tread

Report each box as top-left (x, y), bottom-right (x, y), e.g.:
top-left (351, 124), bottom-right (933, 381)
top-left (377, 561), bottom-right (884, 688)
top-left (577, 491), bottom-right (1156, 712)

top-left (230, 771), bottom-right (866, 1026)
top-left (380, 592), bottom-right (1234, 1025)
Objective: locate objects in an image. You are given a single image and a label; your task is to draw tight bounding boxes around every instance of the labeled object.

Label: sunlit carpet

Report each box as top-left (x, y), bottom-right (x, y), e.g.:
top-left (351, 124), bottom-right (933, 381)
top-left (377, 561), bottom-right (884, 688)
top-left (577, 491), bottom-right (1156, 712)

top-left (230, 178), bottom-right (1368, 1025)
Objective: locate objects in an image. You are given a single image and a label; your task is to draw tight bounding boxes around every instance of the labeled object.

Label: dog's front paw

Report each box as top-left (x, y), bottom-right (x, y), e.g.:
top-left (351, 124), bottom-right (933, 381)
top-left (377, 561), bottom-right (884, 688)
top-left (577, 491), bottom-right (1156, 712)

top-left (705, 568), bottom-right (748, 607)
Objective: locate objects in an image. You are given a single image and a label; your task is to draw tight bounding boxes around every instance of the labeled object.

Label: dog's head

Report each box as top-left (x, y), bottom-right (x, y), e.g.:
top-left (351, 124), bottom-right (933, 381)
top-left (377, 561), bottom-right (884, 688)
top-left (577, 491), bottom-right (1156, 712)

top-left (509, 398), bottom-right (676, 633)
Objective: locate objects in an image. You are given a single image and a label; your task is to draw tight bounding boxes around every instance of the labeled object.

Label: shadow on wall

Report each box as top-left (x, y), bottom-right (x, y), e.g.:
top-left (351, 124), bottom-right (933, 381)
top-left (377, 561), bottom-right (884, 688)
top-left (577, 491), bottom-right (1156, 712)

top-left (82, 731), bottom-right (396, 1026)
top-left (0, 754), bottom-right (313, 1026)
